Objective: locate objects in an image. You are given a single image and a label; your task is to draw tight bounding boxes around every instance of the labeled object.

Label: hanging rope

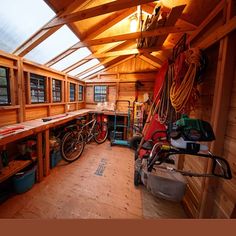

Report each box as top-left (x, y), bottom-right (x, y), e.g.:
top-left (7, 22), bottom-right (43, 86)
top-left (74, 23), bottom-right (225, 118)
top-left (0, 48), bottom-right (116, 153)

top-left (170, 48), bottom-right (202, 113)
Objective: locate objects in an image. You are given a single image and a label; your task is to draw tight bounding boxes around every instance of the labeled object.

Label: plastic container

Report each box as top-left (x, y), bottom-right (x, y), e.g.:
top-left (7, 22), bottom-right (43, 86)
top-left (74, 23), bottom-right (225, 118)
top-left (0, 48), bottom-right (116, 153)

top-left (50, 150), bottom-right (62, 168)
top-left (12, 164), bottom-right (37, 194)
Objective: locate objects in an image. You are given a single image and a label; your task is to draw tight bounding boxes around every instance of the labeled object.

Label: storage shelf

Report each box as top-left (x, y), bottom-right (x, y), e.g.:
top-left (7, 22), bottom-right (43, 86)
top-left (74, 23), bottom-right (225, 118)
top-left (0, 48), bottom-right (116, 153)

top-left (0, 157), bottom-right (37, 183)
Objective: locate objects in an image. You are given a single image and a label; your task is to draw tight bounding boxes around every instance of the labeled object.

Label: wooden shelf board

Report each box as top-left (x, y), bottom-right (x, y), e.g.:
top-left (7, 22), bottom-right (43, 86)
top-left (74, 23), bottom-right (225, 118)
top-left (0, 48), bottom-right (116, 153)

top-left (0, 157), bottom-right (37, 183)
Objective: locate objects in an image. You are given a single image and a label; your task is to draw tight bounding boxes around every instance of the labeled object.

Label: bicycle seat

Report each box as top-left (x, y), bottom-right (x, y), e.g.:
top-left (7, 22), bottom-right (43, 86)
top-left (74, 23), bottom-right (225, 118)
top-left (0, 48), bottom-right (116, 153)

top-left (142, 140), bottom-right (154, 150)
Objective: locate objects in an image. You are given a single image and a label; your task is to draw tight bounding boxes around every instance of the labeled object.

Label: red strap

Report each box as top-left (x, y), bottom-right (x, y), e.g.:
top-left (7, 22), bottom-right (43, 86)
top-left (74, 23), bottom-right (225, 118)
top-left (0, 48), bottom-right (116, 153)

top-left (0, 125), bottom-right (25, 135)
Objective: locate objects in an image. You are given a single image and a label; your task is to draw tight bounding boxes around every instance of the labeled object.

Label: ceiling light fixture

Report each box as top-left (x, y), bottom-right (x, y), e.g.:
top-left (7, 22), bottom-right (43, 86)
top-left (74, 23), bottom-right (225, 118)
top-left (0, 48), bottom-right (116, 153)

top-left (130, 14), bottom-right (138, 32)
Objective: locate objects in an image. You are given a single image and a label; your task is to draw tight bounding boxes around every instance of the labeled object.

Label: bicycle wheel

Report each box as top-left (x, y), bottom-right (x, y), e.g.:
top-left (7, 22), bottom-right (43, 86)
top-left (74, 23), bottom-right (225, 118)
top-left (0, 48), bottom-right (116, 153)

top-left (94, 122), bottom-right (108, 144)
top-left (61, 131), bottom-right (84, 162)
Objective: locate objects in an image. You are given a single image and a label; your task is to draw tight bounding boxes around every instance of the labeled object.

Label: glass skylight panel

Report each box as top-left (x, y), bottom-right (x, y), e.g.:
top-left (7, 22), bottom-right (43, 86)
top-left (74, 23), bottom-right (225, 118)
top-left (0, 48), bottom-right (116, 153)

top-left (24, 26), bottom-right (79, 64)
top-left (79, 65), bottom-right (105, 80)
top-left (0, 0), bottom-right (55, 53)
top-left (68, 59), bottom-right (100, 76)
top-left (51, 47), bottom-right (92, 71)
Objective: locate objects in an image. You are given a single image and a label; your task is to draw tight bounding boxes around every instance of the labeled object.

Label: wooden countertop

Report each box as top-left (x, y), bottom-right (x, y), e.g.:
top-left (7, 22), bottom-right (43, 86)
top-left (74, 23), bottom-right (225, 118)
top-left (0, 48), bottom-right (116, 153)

top-left (0, 109), bottom-right (128, 146)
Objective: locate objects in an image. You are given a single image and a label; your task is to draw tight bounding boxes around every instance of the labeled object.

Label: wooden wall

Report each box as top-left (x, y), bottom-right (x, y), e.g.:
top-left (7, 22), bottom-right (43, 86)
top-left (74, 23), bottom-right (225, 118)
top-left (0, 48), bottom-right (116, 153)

top-left (85, 72), bottom-right (156, 112)
top-left (0, 51), bottom-right (85, 127)
top-left (182, 43), bottom-right (219, 218)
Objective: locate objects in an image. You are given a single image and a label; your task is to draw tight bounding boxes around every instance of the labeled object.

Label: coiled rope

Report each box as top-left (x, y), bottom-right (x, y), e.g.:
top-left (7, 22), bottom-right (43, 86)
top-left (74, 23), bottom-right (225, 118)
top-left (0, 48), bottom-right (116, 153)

top-left (170, 48), bottom-right (201, 113)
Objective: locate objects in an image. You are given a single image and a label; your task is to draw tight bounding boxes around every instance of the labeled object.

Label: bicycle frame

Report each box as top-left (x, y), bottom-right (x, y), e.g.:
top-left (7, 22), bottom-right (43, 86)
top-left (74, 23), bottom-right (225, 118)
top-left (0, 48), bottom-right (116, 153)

top-left (79, 118), bottom-right (97, 143)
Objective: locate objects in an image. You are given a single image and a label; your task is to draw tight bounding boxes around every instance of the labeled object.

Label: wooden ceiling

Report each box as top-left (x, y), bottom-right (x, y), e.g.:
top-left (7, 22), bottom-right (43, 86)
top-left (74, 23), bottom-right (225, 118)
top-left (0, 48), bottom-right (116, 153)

top-left (14, 0), bottom-right (223, 79)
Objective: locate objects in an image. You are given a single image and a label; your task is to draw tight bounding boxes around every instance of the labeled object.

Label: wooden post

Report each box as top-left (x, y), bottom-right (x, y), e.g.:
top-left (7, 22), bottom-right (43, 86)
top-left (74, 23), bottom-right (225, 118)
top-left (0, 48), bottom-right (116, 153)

top-left (199, 0), bottom-right (236, 218)
top-left (36, 132), bottom-right (44, 182)
top-left (44, 129), bottom-right (50, 177)
top-left (16, 59), bottom-right (24, 122)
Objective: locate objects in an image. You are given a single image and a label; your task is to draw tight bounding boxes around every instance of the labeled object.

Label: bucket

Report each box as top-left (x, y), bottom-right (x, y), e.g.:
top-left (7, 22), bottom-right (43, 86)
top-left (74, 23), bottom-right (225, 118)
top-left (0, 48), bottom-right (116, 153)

top-left (12, 164), bottom-right (37, 194)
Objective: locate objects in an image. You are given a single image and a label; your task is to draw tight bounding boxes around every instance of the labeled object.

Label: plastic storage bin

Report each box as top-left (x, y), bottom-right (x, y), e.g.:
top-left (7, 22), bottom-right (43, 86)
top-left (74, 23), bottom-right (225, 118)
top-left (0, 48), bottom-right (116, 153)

top-left (50, 150), bottom-right (62, 168)
top-left (12, 164), bottom-right (37, 194)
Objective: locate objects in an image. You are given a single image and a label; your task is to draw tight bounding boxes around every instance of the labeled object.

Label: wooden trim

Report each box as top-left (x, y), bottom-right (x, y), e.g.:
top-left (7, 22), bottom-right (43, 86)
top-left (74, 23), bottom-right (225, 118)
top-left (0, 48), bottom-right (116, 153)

top-left (44, 0), bottom-right (157, 29)
top-left (9, 68), bottom-right (16, 106)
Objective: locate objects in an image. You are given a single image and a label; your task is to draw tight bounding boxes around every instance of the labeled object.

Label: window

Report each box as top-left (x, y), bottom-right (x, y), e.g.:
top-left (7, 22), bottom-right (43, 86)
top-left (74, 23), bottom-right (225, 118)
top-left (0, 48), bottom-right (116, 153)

top-left (30, 73), bottom-right (46, 103)
top-left (0, 67), bottom-right (10, 105)
top-left (52, 79), bottom-right (61, 102)
top-left (94, 85), bottom-right (107, 102)
top-left (70, 83), bottom-right (75, 102)
top-left (78, 85), bottom-right (83, 101)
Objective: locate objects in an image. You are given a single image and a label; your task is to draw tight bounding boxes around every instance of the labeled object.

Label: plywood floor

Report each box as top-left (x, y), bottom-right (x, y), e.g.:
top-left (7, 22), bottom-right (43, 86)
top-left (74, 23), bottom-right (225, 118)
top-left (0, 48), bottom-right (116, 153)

top-left (0, 142), bottom-right (187, 219)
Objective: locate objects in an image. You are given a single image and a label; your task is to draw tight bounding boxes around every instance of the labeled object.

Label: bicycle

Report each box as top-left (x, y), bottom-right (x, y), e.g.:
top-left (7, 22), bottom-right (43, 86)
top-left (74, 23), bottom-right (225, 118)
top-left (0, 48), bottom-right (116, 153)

top-left (61, 112), bottom-right (108, 162)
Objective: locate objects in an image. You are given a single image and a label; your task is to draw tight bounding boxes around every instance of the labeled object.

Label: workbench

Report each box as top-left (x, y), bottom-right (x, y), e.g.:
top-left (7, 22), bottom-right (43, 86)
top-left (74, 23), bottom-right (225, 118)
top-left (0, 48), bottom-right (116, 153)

top-left (0, 109), bottom-right (128, 184)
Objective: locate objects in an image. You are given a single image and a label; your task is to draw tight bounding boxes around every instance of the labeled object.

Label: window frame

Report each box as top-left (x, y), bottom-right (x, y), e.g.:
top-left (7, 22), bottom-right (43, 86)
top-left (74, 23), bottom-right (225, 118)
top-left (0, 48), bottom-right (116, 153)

top-left (70, 83), bottom-right (76, 102)
top-left (78, 85), bottom-right (84, 101)
top-left (94, 85), bottom-right (107, 102)
top-left (52, 78), bottom-right (62, 103)
top-left (30, 73), bottom-right (46, 104)
top-left (0, 66), bottom-right (11, 105)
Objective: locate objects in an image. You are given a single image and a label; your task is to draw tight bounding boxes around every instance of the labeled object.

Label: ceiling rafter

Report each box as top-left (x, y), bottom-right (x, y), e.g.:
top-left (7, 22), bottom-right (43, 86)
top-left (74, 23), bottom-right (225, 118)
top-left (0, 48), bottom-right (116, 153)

top-left (76, 56), bottom-right (128, 78)
top-left (63, 41), bottom-right (135, 73)
top-left (44, 8), bottom-right (136, 67)
top-left (188, 0), bottom-right (226, 43)
top-left (139, 53), bottom-right (163, 68)
top-left (13, 0), bottom-right (91, 57)
top-left (84, 46), bottom-right (172, 59)
top-left (44, 0), bottom-right (157, 29)
top-left (73, 25), bottom-right (195, 49)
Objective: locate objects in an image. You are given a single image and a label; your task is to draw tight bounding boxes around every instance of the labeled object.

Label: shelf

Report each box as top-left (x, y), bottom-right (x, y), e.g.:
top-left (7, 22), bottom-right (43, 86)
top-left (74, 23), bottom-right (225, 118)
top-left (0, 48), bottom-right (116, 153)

top-left (0, 157), bottom-right (37, 183)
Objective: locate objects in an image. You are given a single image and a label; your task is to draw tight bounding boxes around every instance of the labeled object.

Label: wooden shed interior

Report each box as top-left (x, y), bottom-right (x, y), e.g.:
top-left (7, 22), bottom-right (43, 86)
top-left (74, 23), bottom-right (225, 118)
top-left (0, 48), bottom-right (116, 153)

top-left (0, 0), bottom-right (236, 219)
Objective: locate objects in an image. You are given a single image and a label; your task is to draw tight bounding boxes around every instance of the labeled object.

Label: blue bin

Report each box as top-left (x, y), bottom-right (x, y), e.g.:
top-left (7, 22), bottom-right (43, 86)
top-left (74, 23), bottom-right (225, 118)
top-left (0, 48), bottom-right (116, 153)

top-left (50, 150), bottom-right (62, 168)
top-left (12, 165), bottom-right (37, 194)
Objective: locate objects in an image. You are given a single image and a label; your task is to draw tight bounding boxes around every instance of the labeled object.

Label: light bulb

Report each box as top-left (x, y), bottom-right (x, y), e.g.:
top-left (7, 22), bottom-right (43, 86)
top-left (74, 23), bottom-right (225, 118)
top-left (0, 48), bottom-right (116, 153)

top-left (130, 17), bottom-right (138, 32)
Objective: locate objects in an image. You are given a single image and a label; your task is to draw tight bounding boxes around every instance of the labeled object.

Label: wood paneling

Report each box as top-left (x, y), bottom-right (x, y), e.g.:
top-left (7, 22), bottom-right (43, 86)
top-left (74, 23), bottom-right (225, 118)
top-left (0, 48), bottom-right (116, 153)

top-left (0, 110), bottom-right (18, 127)
top-left (51, 105), bottom-right (65, 116)
top-left (181, 43), bottom-right (219, 218)
top-left (25, 107), bottom-right (48, 121)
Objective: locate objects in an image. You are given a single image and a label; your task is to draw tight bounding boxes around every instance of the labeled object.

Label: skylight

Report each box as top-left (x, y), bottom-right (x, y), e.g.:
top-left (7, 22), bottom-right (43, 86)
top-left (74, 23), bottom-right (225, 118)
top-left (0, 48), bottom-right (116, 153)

top-left (0, 0), bottom-right (56, 53)
top-left (69, 59), bottom-right (101, 76)
top-left (51, 47), bottom-right (92, 71)
top-left (79, 65), bottom-right (105, 80)
top-left (24, 26), bottom-right (79, 64)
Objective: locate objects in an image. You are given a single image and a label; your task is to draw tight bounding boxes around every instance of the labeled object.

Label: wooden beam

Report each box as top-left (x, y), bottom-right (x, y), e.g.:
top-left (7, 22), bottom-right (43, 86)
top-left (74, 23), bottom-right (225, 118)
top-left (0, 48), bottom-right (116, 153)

top-left (63, 41), bottom-right (132, 74)
top-left (44, 129), bottom-right (50, 177)
top-left (188, 0), bottom-right (226, 43)
top-left (44, 9), bottom-right (136, 67)
top-left (13, 0), bottom-right (89, 56)
top-left (77, 56), bottom-right (129, 78)
top-left (195, 16), bottom-right (236, 49)
top-left (37, 132), bottom-right (44, 182)
top-left (84, 46), bottom-right (171, 59)
top-left (73, 25), bottom-right (194, 49)
top-left (44, 0), bottom-right (156, 29)
top-left (139, 53), bottom-right (162, 68)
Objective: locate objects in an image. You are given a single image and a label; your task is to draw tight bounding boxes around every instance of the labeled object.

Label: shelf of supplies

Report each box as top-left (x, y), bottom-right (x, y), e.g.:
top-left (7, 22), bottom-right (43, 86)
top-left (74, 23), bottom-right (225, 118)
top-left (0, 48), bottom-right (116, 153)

top-left (0, 156), bottom-right (37, 183)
